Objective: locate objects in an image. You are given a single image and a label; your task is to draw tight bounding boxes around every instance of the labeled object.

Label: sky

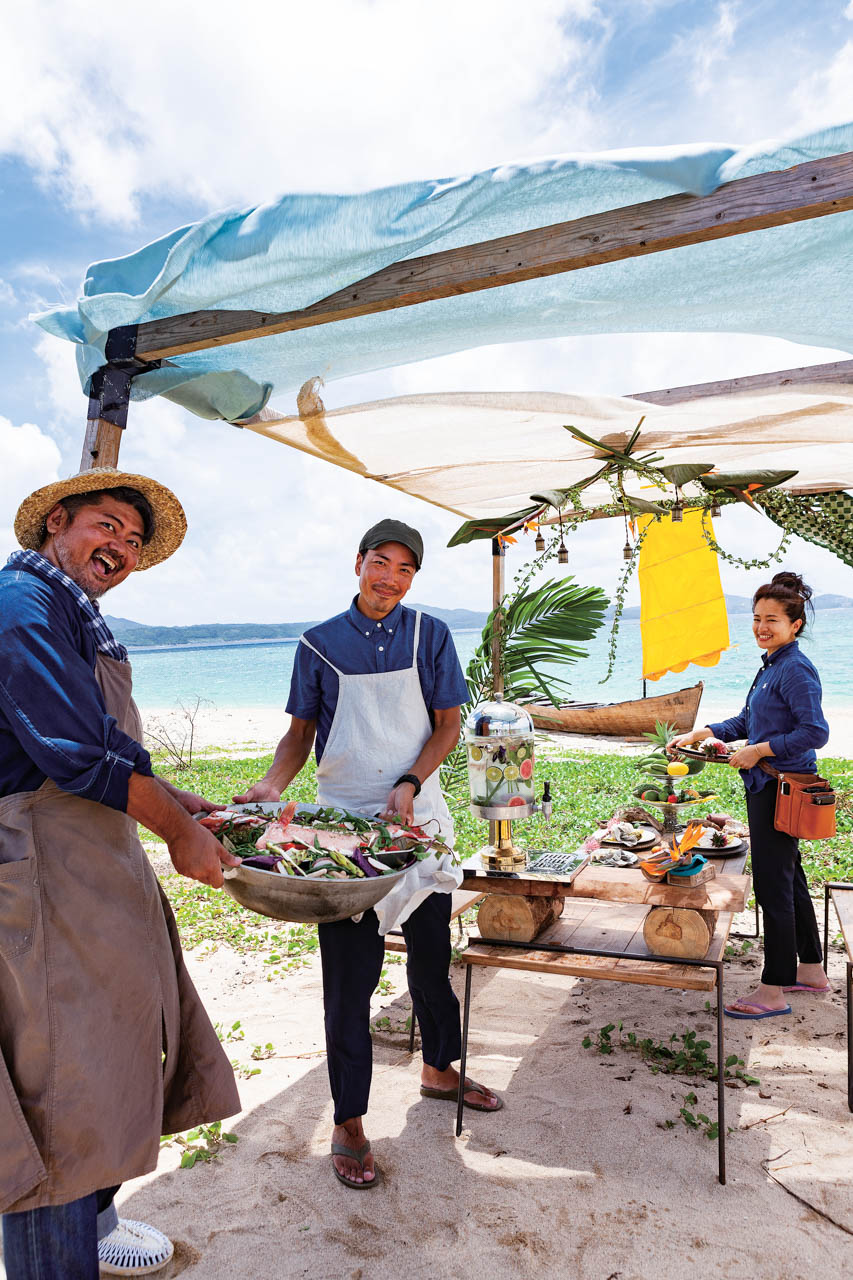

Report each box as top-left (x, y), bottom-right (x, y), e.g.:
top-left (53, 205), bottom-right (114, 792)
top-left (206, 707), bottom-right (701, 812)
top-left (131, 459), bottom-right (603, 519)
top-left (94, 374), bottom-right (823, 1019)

top-left (1, 0), bottom-right (853, 626)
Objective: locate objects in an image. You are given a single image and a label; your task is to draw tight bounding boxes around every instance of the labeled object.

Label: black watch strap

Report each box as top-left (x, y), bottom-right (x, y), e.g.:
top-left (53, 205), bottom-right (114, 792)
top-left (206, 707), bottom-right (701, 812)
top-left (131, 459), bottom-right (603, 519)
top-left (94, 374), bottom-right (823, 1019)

top-left (393, 772), bottom-right (422, 797)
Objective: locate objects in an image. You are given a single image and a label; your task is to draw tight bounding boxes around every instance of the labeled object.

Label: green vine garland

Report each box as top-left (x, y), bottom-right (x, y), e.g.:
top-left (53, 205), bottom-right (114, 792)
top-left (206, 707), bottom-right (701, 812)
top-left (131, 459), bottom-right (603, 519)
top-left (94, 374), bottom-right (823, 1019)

top-left (699, 509), bottom-right (792, 569)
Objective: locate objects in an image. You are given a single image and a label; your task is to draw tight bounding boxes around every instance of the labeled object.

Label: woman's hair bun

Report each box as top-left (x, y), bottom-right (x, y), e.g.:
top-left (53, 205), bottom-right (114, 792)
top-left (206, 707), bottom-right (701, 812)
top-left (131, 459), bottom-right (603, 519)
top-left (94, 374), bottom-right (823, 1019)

top-left (771, 571), bottom-right (813, 601)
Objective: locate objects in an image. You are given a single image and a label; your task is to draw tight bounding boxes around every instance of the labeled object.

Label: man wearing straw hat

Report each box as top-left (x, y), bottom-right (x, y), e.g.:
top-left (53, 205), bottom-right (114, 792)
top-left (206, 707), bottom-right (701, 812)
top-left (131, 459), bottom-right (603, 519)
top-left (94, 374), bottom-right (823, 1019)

top-left (0, 469), bottom-right (240, 1278)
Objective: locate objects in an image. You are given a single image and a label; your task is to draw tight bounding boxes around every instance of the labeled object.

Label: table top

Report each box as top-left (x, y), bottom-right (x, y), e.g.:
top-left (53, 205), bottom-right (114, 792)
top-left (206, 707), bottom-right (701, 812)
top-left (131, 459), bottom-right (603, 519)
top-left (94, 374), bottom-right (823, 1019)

top-left (460, 848), bottom-right (751, 912)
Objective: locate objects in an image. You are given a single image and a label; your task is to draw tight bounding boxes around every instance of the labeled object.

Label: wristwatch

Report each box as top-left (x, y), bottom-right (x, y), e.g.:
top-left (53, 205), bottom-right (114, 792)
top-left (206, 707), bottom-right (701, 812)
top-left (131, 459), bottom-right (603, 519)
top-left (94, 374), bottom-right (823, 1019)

top-left (393, 772), bottom-right (422, 797)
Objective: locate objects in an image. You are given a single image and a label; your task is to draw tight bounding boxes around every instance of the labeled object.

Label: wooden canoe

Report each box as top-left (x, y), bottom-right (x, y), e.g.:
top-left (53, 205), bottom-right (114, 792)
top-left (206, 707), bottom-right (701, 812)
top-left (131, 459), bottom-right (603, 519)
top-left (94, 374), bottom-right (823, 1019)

top-left (526, 681), bottom-right (703, 738)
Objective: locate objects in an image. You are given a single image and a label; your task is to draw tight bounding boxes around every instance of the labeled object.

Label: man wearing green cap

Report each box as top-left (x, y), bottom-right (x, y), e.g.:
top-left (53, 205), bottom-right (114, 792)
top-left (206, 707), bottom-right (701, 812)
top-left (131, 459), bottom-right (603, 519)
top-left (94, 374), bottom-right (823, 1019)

top-left (237, 519), bottom-right (502, 1188)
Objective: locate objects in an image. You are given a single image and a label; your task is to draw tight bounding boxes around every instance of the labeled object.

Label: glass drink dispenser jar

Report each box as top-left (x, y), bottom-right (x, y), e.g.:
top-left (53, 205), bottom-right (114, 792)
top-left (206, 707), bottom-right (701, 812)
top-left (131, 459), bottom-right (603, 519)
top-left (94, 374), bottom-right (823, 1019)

top-left (464, 695), bottom-right (536, 818)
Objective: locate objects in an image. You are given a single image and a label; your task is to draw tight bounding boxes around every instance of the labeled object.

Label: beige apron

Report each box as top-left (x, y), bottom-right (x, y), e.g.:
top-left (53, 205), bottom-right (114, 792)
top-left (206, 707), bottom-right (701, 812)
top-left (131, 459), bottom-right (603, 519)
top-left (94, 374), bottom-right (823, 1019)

top-left (0, 654), bottom-right (240, 1213)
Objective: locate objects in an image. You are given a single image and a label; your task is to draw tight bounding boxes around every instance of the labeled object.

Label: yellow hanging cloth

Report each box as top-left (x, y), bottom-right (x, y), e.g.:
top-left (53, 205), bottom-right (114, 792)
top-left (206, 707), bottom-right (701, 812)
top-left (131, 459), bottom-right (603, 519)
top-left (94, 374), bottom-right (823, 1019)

top-left (638, 509), bottom-right (730, 682)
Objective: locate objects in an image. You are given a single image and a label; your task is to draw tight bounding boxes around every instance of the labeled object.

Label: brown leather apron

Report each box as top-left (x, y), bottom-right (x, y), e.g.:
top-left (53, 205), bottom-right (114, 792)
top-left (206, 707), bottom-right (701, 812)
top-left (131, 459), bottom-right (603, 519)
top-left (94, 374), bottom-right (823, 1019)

top-left (0, 654), bottom-right (240, 1212)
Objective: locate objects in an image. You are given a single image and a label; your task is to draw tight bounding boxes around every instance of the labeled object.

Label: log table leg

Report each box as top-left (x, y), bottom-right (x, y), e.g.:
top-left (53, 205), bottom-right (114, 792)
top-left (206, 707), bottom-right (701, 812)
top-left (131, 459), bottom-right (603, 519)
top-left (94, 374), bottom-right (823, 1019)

top-left (642, 906), bottom-right (719, 959)
top-left (476, 893), bottom-right (564, 943)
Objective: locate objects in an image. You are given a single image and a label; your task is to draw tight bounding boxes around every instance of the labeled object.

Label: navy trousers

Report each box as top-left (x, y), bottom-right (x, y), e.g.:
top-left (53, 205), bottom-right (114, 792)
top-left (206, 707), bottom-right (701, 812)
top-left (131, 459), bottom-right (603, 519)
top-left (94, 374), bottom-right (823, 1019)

top-left (746, 781), bottom-right (823, 987)
top-left (318, 891), bottom-right (461, 1124)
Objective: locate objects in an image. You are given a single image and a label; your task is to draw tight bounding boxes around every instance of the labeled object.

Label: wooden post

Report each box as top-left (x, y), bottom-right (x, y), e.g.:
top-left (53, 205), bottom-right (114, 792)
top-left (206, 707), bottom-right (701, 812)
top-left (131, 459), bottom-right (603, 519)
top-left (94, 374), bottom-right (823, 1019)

top-left (491, 537), bottom-right (505, 696)
top-left (80, 416), bottom-right (123, 471)
top-left (79, 366), bottom-right (131, 473)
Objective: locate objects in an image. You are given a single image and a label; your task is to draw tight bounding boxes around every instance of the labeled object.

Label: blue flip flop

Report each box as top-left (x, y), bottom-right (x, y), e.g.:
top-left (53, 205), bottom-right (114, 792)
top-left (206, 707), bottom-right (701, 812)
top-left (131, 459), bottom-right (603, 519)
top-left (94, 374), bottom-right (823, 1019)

top-left (724, 1000), bottom-right (792, 1020)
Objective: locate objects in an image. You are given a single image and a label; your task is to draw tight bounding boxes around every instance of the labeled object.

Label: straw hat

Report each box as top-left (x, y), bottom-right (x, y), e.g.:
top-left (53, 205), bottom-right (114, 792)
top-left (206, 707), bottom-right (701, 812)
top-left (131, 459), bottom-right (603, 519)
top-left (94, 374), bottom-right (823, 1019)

top-left (14, 468), bottom-right (187, 571)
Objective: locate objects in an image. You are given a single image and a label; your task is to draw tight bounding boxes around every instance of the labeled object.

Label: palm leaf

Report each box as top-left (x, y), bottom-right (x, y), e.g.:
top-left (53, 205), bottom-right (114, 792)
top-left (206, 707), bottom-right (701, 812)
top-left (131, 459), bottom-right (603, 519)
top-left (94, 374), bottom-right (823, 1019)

top-left (470, 576), bottom-right (608, 705)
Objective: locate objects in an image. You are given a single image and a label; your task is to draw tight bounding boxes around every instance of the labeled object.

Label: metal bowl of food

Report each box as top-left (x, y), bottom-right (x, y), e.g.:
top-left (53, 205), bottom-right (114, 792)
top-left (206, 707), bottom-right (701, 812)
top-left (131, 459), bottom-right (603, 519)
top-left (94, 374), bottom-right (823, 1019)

top-left (218, 803), bottom-right (414, 925)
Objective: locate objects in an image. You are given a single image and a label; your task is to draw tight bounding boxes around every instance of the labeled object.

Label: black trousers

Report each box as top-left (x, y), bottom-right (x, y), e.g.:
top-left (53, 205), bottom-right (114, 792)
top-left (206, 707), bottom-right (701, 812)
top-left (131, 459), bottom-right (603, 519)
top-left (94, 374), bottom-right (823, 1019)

top-left (746, 781), bottom-right (823, 987)
top-left (318, 892), bottom-right (461, 1124)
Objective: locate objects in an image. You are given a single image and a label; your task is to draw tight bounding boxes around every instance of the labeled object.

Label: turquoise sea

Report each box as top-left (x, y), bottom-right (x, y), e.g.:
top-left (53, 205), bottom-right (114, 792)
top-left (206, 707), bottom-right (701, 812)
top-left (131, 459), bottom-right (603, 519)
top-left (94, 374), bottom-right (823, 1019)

top-left (128, 610), bottom-right (853, 715)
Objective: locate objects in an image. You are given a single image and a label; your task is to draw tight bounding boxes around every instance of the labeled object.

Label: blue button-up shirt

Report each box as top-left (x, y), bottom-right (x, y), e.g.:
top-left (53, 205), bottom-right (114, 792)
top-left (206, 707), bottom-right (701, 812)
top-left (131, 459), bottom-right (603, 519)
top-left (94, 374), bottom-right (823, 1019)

top-left (708, 641), bottom-right (829, 792)
top-left (0, 560), bottom-right (153, 811)
top-left (286, 598), bottom-right (469, 762)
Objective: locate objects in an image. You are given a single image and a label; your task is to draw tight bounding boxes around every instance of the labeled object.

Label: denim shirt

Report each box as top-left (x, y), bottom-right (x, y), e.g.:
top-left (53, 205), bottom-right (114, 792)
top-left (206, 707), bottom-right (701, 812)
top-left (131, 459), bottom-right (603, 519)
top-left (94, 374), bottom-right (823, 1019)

top-left (0, 561), bottom-right (153, 810)
top-left (286, 598), bottom-right (469, 763)
top-left (707, 641), bottom-right (829, 793)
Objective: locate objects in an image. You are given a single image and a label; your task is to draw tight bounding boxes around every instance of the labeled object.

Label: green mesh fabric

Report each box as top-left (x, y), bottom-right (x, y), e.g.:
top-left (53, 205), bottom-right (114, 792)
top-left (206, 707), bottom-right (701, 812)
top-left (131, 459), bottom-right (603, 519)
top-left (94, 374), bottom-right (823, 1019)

top-left (757, 490), bottom-right (853, 569)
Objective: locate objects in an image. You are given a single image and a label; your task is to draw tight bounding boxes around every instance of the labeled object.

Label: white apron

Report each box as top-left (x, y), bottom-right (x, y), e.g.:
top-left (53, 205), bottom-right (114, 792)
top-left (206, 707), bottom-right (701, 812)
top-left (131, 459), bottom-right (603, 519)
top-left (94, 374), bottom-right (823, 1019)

top-left (300, 611), bottom-right (461, 932)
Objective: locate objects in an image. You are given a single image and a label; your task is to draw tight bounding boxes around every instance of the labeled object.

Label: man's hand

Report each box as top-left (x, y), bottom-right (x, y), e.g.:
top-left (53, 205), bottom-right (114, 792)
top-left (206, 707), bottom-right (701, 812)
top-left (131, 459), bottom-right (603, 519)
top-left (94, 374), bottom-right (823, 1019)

top-left (169, 823), bottom-right (239, 888)
top-left (380, 781), bottom-right (416, 827)
top-left (127, 772), bottom-right (238, 888)
top-left (171, 787), bottom-right (224, 816)
top-left (233, 780), bottom-right (283, 804)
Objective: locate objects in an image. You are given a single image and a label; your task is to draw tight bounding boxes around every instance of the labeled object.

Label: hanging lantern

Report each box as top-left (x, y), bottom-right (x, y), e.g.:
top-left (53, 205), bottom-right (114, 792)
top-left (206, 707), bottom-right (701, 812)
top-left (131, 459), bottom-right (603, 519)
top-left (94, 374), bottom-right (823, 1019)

top-left (623, 540), bottom-right (632, 561)
top-left (671, 488), bottom-right (684, 523)
top-left (711, 501), bottom-right (721, 518)
top-left (557, 541), bottom-right (568, 565)
top-left (534, 530), bottom-right (545, 552)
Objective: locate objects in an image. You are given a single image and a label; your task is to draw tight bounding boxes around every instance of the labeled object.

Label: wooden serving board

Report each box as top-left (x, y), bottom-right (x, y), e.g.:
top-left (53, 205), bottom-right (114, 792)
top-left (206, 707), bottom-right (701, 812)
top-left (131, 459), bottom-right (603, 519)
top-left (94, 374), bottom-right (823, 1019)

top-left (461, 856), bottom-right (750, 912)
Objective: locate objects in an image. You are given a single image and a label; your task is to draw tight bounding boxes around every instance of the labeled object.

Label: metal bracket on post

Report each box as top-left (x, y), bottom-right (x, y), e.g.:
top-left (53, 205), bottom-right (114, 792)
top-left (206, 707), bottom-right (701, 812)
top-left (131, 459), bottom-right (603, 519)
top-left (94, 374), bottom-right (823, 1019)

top-left (80, 324), bottom-right (161, 472)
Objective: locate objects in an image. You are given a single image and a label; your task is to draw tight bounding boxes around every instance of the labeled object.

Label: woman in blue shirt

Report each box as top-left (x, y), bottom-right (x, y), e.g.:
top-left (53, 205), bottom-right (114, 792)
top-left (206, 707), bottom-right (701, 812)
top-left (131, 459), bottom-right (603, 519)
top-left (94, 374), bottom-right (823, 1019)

top-left (670, 572), bottom-right (830, 1020)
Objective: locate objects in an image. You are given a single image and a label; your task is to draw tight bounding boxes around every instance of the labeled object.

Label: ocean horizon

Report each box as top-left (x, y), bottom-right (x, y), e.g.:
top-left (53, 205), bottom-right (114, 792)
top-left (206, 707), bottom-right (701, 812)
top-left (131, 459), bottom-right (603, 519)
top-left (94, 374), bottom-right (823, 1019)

top-left (128, 609), bottom-right (853, 715)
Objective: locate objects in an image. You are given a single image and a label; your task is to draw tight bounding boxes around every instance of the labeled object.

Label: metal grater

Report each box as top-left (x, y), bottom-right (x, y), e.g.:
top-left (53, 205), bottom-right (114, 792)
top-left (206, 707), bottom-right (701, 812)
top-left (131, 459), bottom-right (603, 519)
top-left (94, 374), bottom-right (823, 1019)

top-left (525, 849), bottom-right (589, 880)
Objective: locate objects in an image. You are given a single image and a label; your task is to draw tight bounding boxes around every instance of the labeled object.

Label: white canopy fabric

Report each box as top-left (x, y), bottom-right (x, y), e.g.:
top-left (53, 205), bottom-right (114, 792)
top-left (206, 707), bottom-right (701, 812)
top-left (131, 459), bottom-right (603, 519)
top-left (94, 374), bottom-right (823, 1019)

top-left (241, 377), bottom-right (853, 522)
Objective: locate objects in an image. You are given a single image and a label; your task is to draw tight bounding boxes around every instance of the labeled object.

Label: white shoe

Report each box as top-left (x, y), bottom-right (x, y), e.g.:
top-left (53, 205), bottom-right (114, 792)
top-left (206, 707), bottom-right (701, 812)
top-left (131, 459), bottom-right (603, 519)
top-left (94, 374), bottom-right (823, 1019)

top-left (98, 1218), bottom-right (175, 1275)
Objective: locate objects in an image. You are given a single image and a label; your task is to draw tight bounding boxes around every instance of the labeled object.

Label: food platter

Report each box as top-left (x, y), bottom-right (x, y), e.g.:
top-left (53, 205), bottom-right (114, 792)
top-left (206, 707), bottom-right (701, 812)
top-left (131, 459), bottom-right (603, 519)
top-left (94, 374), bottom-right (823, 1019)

top-left (675, 746), bottom-right (733, 765)
top-left (700, 837), bottom-right (748, 859)
top-left (207, 802), bottom-right (428, 925)
top-left (599, 823), bottom-right (659, 851)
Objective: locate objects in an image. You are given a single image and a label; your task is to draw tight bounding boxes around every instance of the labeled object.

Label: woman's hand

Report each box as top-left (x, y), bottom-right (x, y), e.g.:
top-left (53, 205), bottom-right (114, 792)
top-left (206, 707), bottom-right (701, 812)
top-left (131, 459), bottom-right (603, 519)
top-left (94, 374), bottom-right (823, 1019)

top-left (666, 729), bottom-right (708, 755)
top-left (727, 743), bottom-right (768, 770)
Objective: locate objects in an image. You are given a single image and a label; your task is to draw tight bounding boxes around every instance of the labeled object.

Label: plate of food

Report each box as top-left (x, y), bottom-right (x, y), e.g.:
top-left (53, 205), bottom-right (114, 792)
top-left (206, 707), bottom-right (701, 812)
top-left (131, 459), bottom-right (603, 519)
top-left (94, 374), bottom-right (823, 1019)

top-left (674, 740), bottom-right (733, 764)
top-left (696, 827), bottom-right (748, 856)
top-left (196, 802), bottom-right (453, 924)
top-left (599, 820), bottom-right (659, 851)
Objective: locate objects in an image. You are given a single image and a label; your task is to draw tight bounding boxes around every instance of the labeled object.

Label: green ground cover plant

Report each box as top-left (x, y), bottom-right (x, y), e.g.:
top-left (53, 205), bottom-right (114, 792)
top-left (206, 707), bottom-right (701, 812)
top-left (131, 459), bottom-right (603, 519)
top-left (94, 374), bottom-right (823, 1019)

top-left (148, 748), bottom-right (853, 959)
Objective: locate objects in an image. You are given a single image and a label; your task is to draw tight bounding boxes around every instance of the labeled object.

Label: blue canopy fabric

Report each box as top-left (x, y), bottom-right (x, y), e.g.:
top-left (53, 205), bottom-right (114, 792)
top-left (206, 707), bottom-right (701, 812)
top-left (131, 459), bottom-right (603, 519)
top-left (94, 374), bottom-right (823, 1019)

top-left (35, 123), bottom-right (853, 423)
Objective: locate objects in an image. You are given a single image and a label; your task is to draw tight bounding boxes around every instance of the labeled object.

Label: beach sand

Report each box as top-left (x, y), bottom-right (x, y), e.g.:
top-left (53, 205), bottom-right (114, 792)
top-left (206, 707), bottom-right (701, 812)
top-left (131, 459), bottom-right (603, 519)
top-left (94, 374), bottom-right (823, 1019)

top-left (106, 914), bottom-right (852, 1279)
top-left (3, 719), bottom-right (848, 1279)
top-left (142, 701), bottom-right (853, 758)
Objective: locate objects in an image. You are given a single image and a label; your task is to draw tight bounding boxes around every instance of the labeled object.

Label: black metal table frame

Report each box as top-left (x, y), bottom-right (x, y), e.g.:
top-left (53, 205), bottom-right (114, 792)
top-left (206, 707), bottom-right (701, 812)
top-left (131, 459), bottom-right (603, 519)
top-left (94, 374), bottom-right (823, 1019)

top-left (822, 881), bottom-right (853, 1112)
top-left (453, 935), bottom-right (729, 1184)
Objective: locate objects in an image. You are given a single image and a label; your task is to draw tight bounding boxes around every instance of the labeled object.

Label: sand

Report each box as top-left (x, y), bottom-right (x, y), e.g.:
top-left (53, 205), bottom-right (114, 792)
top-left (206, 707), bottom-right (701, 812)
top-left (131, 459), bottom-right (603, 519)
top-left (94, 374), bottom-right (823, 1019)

top-left (3, 721), bottom-right (850, 1279)
top-left (105, 915), bottom-right (852, 1280)
top-left (142, 701), bottom-right (853, 758)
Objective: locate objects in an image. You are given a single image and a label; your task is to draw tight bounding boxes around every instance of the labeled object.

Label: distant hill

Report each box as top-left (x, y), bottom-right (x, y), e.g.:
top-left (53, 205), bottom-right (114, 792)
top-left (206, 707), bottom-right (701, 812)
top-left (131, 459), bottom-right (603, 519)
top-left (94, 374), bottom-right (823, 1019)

top-left (620, 593), bottom-right (851, 620)
top-left (104, 602), bottom-right (490, 649)
top-left (106, 592), bottom-right (853, 648)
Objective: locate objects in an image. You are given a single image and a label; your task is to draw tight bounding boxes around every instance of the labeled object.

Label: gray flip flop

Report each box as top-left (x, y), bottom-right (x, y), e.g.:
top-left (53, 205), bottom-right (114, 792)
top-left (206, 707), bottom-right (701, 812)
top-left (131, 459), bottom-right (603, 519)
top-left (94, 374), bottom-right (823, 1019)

top-left (331, 1139), bottom-right (380, 1189)
top-left (420, 1078), bottom-right (504, 1112)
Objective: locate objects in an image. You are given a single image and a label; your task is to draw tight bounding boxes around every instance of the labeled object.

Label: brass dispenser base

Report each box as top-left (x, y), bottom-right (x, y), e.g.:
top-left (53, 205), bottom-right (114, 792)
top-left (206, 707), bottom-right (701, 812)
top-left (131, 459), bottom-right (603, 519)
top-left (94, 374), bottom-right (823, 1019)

top-left (479, 819), bottom-right (527, 871)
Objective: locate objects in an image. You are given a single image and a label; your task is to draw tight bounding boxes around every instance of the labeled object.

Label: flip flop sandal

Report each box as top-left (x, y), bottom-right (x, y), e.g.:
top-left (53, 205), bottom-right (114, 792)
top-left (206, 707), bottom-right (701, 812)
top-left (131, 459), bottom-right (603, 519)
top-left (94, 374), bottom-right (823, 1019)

top-left (420, 1077), bottom-right (504, 1112)
top-left (724, 999), bottom-right (792, 1020)
top-left (97, 1219), bottom-right (174, 1275)
top-left (782, 982), bottom-right (831, 993)
top-left (331, 1139), bottom-right (380, 1189)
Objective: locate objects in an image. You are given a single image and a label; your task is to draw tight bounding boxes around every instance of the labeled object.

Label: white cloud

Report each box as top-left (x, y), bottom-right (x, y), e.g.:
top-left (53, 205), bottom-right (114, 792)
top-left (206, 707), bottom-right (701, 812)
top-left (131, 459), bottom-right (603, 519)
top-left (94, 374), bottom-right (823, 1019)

top-left (688, 2), bottom-right (738, 96)
top-left (0, 0), bottom-right (598, 224)
top-left (0, 415), bottom-right (62, 556)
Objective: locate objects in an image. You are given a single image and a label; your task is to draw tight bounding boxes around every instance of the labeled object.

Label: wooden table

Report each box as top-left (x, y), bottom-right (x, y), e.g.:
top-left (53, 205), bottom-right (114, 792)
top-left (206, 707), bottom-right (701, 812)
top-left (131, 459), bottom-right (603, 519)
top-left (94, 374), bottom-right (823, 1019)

top-left (455, 849), bottom-right (752, 1184)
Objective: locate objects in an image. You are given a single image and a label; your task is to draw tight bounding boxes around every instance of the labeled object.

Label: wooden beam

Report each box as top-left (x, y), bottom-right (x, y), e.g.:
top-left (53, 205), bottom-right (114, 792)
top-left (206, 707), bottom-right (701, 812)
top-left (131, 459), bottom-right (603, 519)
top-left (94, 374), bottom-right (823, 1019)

top-left (132, 151), bottom-right (853, 361)
top-left (80, 417), bottom-right (123, 470)
top-left (628, 357), bottom-right (853, 405)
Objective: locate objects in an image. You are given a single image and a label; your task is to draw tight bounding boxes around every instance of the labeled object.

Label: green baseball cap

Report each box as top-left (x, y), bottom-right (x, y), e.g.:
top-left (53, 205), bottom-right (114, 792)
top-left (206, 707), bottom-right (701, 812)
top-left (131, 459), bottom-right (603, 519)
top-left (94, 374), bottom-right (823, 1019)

top-left (358, 518), bottom-right (423, 569)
